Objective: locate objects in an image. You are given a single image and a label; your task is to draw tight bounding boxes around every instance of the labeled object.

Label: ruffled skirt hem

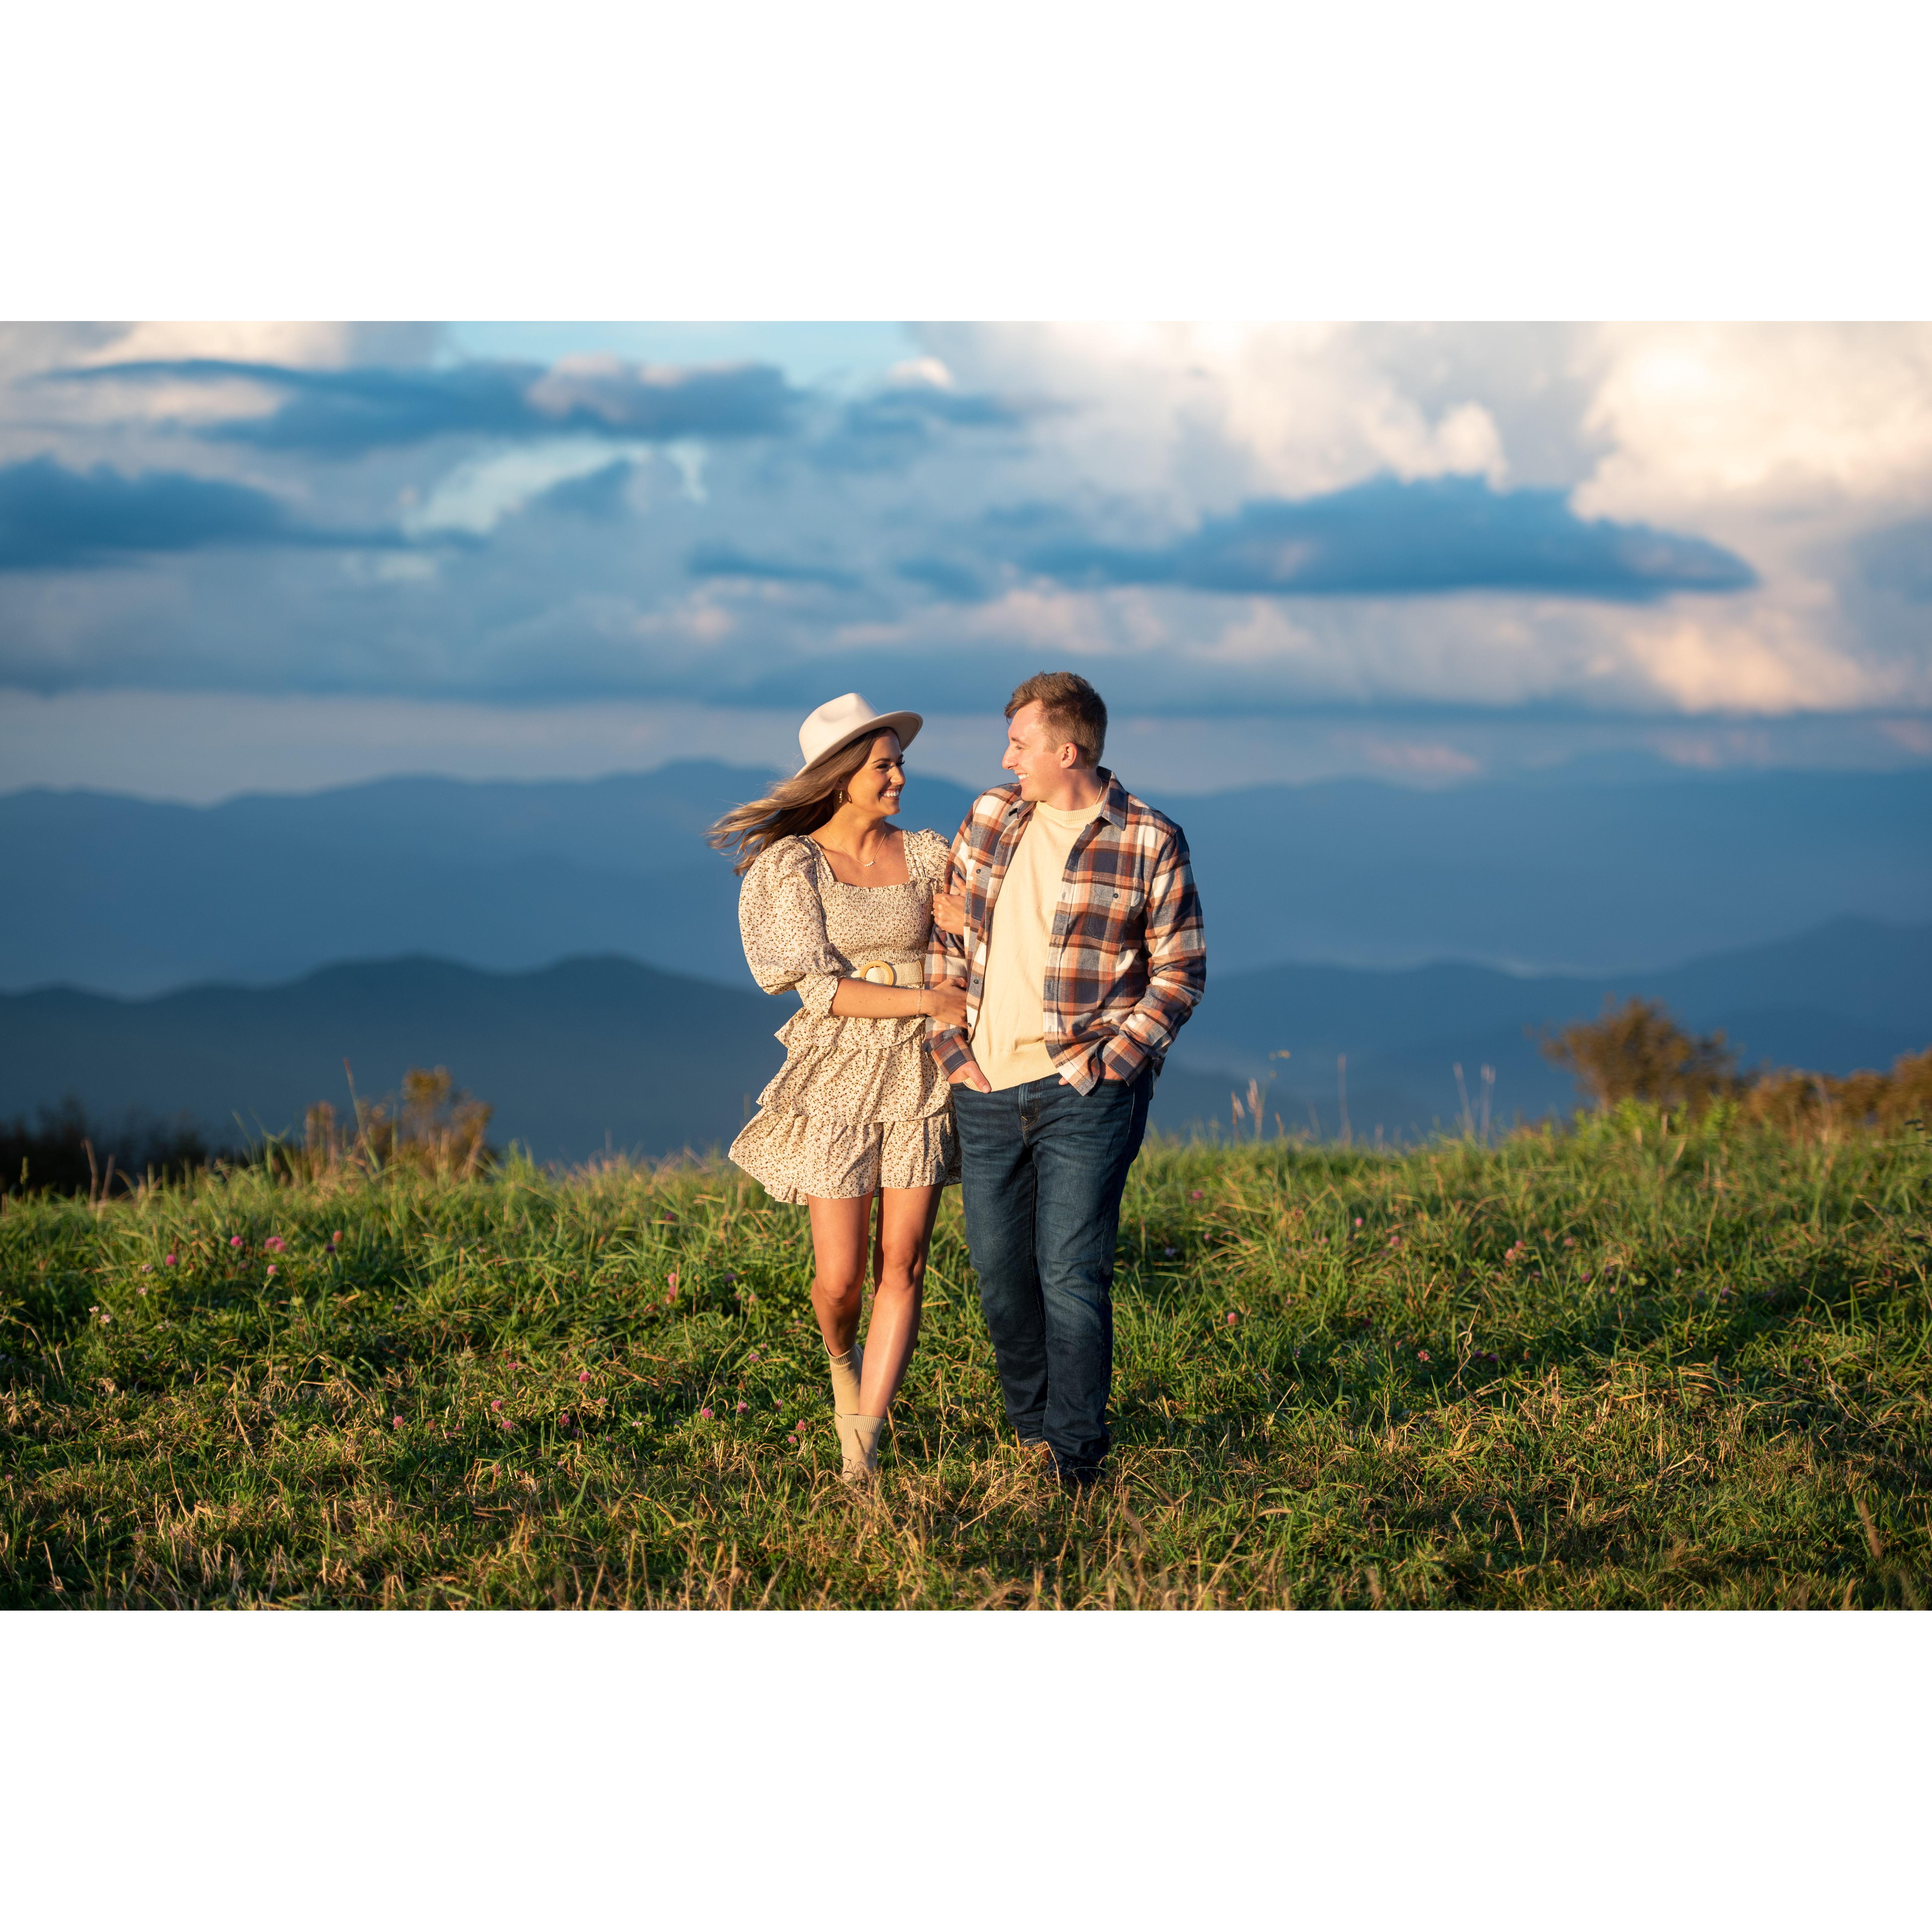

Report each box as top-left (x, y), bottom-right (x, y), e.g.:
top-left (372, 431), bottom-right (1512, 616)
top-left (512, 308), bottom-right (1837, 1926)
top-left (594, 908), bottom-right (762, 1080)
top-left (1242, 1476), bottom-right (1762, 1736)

top-left (729, 1108), bottom-right (959, 1205)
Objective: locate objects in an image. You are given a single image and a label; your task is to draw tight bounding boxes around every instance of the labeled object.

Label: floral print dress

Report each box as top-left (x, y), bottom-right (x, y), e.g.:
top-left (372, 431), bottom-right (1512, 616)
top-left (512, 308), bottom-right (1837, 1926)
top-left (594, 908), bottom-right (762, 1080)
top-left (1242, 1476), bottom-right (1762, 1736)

top-left (728, 830), bottom-right (959, 1203)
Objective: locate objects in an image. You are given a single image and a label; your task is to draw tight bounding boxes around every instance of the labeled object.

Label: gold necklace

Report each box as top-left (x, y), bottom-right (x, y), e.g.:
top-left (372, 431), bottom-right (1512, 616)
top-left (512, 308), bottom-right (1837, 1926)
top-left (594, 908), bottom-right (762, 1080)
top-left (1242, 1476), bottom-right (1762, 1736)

top-left (815, 833), bottom-right (881, 868)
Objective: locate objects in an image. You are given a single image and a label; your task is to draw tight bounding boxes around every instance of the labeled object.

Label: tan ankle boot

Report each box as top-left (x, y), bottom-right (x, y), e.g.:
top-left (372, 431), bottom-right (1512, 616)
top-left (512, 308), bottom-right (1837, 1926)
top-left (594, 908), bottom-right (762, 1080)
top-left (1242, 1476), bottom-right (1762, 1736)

top-left (834, 1412), bottom-right (885, 1483)
top-left (826, 1342), bottom-right (864, 1415)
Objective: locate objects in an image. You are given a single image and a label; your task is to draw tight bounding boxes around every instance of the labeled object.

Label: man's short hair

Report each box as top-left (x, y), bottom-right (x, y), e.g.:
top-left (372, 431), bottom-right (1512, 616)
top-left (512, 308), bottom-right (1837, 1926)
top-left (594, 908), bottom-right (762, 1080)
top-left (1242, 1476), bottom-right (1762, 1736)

top-left (1006, 670), bottom-right (1108, 767)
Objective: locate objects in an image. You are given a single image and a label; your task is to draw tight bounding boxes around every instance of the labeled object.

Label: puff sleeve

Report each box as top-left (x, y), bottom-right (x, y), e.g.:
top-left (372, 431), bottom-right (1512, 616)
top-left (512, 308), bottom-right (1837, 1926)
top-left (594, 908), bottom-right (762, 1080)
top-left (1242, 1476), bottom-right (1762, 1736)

top-left (738, 837), bottom-right (848, 1016)
top-left (905, 827), bottom-right (951, 887)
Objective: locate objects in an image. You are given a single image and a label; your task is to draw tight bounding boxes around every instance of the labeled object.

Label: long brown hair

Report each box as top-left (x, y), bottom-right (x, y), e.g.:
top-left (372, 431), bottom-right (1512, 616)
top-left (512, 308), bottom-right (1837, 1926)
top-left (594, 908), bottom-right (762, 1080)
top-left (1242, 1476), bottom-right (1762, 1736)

top-left (707, 734), bottom-right (879, 875)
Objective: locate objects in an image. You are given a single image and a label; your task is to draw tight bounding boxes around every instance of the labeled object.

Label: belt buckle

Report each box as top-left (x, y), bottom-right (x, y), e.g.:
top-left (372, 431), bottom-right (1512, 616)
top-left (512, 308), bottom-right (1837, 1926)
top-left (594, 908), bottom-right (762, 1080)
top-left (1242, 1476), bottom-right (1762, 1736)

top-left (857, 959), bottom-right (899, 986)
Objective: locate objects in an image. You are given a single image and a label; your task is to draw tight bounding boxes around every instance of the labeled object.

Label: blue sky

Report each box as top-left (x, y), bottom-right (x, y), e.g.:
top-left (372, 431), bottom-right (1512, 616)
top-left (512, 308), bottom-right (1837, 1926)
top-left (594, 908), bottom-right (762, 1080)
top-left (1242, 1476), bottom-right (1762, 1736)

top-left (1, 320), bottom-right (1928, 799)
top-left (449, 321), bottom-right (916, 390)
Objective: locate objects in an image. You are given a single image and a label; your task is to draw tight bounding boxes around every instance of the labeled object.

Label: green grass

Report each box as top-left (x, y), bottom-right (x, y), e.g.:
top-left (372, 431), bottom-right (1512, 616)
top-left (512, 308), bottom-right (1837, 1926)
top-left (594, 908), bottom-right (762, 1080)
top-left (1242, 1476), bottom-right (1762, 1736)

top-left (4, 1108), bottom-right (1928, 1609)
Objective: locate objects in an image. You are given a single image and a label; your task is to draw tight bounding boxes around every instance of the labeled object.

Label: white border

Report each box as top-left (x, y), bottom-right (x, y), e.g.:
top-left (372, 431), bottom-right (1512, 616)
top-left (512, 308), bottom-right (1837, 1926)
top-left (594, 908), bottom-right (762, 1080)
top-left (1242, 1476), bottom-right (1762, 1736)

top-left (8, 1611), bottom-right (1925, 1926)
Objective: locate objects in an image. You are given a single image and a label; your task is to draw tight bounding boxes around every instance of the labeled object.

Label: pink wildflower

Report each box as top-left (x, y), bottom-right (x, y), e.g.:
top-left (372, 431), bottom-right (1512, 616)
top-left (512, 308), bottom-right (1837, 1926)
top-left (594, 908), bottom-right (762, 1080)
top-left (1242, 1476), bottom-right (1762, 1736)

top-left (138, 1286), bottom-right (148, 1296)
top-left (266, 1265), bottom-right (277, 1277)
top-left (736, 1401), bottom-right (749, 1414)
top-left (1226, 1311), bottom-right (1238, 1325)
top-left (1418, 1350), bottom-right (1431, 1363)
top-left (391, 1415), bottom-right (403, 1428)
top-left (1189, 1190), bottom-right (1204, 1200)
top-left (164, 1254), bottom-right (177, 1265)
top-left (699, 1406), bottom-right (714, 1420)
top-left (264, 1236), bottom-right (287, 1253)
top-left (578, 1370), bottom-right (589, 1382)
top-left (491, 1398), bottom-right (503, 1410)
top-left (230, 1235), bottom-right (243, 1248)
top-left (141, 1262), bottom-right (153, 1273)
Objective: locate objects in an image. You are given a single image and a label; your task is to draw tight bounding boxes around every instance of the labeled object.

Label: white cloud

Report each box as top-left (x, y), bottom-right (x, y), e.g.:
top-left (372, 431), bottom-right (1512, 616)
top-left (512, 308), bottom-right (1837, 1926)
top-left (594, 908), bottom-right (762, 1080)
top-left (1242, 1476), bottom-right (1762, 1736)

top-left (1574, 322), bottom-right (1932, 521)
top-left (5, 321), bottom-right (1932, 752)
top-left (0, 321), bottom-right (444, 454)
top-left (404, 438), bottom-right (652, 535)
top-left (886, 356), bottom-right (955, 389)
top-left (664, 441), bottom-right (708, 503)
top-left (91, 321), bottom-right (443, 369)
top-left (1360, 739), bottom-right (1483, 782)
top-left (1616, 604), bottom-right (1899, 713)
top-left (916, 321), bottom-right (1512, 515)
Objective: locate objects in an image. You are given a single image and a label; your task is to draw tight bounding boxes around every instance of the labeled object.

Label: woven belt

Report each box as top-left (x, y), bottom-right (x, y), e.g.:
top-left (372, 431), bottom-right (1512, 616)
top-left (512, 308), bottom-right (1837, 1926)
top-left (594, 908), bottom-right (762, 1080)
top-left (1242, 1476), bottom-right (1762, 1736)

top-left (854, 955), bottom-right (922, 987)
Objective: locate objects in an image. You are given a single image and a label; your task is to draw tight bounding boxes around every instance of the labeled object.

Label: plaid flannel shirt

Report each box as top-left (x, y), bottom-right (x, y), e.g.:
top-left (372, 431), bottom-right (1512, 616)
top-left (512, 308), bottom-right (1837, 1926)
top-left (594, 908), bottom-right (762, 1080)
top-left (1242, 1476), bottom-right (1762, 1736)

top-left (924, 770), bottom-right (1206, 1094)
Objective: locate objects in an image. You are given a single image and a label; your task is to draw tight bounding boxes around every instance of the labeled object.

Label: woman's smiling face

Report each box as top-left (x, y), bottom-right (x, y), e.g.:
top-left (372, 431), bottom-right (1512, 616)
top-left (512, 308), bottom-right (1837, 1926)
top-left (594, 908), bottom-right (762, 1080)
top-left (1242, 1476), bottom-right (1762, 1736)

top-left (843, 731), bottom-right (904, 817)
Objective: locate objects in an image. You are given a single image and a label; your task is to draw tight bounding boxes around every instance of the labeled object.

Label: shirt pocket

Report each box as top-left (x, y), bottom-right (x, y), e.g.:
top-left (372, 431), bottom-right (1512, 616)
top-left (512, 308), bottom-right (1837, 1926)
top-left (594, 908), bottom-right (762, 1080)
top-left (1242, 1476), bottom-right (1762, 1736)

top-left (1091, 878), bottom-right (1146, 923)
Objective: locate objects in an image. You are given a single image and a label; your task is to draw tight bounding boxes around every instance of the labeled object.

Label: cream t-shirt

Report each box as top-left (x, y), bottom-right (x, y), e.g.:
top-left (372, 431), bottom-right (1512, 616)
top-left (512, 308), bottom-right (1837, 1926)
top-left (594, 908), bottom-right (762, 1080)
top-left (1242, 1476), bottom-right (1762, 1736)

top-left (971, 798), bottom-right (1102, 1091)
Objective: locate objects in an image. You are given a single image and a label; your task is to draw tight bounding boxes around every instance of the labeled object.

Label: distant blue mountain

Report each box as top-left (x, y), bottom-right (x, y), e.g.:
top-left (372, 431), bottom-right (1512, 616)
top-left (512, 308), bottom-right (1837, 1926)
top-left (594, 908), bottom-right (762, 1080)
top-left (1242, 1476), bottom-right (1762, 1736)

top-left (0, 763), bottom-right (892, 996)
top-left (3, 919), bottom-right (1925, 1163)
top-left (0, 956), bottom-right (786, 1166)
top-left (4, 762), bottom-right (1928, 996)
top-left (1175, 766), bottom-right (1932, 975)
top-left (1168, 915), bottom-right (1932, 1135)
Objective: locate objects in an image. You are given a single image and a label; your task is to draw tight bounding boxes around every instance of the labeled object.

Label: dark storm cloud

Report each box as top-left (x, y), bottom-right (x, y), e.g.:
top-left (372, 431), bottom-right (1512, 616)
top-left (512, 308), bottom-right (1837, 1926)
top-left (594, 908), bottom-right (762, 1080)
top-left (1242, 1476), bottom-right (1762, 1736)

top-left (1010, 476), bottom-right (1758, 602)
top-left (813, 380), bottom-right (1037, 472)
top-left (50, 358), bottom-right (800, 455)
top-left (895, 555), bottom-right (991, 600)
top-left (0, 455), bottom-right (402, 569)
top-left (686, 540), bottom-right (860, 589)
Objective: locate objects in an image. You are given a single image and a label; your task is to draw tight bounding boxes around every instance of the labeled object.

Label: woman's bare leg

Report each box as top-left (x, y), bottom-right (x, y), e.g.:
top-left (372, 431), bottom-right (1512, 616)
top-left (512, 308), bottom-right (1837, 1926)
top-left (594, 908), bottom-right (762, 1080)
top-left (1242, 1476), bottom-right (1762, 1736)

top-left (805, 1193), bottom-right (874, 1358)
top-left (856, 1184), bottom-right (943, 1415)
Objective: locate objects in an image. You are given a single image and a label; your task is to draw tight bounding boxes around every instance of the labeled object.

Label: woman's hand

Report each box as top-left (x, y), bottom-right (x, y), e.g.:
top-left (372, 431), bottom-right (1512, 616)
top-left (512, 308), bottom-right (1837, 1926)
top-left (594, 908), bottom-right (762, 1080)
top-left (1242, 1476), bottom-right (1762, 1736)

top-left (922, 980), bottom-right (969, 1029)
top-left (930, 878), bottom-right (968, 938)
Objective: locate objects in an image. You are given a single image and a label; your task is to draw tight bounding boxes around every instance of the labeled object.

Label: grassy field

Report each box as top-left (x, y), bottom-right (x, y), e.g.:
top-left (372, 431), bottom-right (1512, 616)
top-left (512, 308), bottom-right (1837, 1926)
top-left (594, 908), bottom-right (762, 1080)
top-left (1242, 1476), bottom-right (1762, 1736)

top-left (4, 1109), bottom-right (1928, 1609)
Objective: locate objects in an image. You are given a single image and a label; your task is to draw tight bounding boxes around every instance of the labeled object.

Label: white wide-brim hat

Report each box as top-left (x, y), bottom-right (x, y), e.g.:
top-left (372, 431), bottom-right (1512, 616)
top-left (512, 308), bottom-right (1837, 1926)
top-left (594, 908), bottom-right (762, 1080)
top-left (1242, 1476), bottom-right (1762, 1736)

top-left (796, 692), bottom-right (923, 776)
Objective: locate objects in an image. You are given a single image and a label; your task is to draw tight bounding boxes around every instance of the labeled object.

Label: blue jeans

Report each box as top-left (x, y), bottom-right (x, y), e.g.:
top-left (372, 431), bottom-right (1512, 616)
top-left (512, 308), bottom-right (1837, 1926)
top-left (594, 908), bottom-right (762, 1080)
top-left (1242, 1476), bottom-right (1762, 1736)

top-left (950, 1069), bottom-right (1154, 1480)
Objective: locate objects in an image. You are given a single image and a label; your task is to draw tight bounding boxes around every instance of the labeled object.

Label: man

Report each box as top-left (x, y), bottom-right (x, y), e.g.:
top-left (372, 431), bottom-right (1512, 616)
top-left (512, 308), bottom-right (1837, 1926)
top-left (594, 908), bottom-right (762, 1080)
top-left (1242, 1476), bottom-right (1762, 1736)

top-left (925, 671), bottom-right (1206, 1488)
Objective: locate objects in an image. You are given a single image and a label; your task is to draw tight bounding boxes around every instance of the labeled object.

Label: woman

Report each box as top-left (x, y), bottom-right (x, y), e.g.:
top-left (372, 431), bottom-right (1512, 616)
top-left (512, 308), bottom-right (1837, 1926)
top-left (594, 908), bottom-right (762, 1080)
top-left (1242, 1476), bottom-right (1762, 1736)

top-left (709, 694), bottom-right (970, 1484)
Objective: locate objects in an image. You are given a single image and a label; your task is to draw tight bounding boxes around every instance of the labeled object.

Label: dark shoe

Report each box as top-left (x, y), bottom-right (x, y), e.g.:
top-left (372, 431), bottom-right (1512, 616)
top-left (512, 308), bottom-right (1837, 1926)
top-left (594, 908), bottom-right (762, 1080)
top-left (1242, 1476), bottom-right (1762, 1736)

top-left (1054, 1458), bottom-right (1105, 1493)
